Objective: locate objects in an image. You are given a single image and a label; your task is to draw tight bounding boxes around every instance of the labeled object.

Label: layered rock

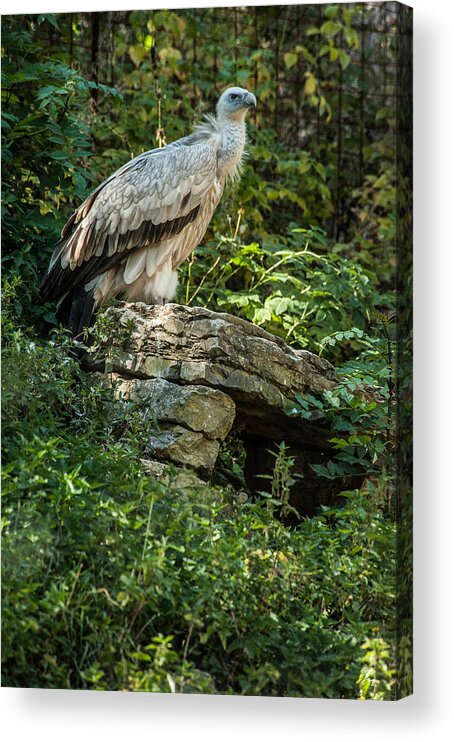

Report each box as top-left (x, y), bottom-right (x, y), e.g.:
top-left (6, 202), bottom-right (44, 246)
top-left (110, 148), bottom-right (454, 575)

top-left (88, 302), bottom-right (353, 516)
top-left (94, 302), bottom-right (336, 439)
top-left (115, 376), bottom-right (235, 471)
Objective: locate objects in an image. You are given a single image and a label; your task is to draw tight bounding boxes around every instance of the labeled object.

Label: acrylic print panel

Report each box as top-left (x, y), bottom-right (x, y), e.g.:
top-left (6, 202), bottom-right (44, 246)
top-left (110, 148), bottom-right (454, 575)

top-left (1, 2), bottom-right (412, 699)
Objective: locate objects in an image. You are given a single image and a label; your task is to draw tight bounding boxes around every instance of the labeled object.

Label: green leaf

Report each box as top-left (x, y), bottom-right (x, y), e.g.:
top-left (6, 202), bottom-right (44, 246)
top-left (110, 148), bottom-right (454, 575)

top-left (129, 43), bottom-right (146, 68)
top-left (344, 26), bottom-right (359, 48)
top-left (320, 20), bottom-right (343, 38)
top-left (284, 52), bottom-right (298, 69)
top-left (338, 50), bottom-right (351, 70)
top-left (304, 72), bottom-right (317, 96)
top-left (131, 651), bottom-right (151, 661)
top-left (324, 5), bottom-right (340, 19)
top-left (295, 45), bottom-right (316, 65)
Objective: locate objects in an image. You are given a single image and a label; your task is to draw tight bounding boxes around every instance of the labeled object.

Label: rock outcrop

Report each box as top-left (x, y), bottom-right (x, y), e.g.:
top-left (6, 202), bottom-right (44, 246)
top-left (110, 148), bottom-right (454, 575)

top-left (115, 377), bottom-right (235, 471)
top-left (88, 302), bottom-right (356, 517)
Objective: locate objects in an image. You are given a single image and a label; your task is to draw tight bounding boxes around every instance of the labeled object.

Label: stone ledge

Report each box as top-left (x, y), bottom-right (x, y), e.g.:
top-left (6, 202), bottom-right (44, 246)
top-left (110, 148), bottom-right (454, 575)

top-left (95, 302), bottom-right (337, 446)
top-left (87, 302), bottom-right (357, 516)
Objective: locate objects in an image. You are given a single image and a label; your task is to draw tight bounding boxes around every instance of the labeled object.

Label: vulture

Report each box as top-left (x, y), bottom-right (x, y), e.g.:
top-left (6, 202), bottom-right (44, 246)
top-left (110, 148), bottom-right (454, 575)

top-left (39, 86), bottom-right (257, 335)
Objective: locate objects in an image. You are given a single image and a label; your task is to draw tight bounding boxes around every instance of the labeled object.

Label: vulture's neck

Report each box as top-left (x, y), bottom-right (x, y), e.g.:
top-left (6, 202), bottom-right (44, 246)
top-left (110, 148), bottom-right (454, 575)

top-left (217, 118), bottom-right (247, 182)
top-left (194, 114), bottom-right (247, 183)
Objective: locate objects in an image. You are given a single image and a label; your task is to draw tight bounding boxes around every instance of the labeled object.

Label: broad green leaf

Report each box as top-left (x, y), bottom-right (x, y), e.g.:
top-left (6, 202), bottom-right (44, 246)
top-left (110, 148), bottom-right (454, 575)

top-left (324, 5), bottom-right (340, 19)
top-left (320, 20), bottom-right (343, 38)
top-left (284, 52), bottom-right (298, 69)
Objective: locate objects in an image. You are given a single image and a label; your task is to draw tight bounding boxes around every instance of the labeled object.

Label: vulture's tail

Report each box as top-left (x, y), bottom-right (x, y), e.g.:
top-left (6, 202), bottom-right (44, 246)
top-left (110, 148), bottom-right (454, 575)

top-left (39, 268), bottom-right (96, 338)
top-left (39, 248), bottom-right (97, 338)
top-left (55, 288), bottom-right (96, 338)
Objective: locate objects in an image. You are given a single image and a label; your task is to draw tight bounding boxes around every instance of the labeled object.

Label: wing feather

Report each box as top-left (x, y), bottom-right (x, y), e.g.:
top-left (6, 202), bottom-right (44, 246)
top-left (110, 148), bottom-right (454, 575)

top-left (124, 248), bottom-right (147, 284)
top-left (40, 141), bottom-right (217, 301)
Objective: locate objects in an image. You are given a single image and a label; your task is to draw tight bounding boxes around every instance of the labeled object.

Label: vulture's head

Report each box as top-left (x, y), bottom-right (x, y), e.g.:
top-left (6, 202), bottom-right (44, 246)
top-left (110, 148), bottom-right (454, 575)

top-left (216, 87), bottom-right (257, 122)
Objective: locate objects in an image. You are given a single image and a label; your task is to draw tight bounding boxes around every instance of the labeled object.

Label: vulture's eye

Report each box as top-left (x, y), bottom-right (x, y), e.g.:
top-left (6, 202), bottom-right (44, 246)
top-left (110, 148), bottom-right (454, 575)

top-left (229, 93), bottom-right (238, 101)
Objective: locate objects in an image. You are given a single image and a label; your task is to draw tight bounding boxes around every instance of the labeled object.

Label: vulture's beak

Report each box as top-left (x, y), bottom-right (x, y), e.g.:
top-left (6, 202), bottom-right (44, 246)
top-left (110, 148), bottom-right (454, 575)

top-left (244, 92), bottom-right (257, 109)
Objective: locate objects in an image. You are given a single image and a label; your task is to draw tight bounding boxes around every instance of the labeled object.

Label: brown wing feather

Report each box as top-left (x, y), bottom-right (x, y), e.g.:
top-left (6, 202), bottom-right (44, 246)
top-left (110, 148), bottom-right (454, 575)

top-left (40, 205), bottom-right (200, 300)
top-left (40, 142), bottom-right (217, 302)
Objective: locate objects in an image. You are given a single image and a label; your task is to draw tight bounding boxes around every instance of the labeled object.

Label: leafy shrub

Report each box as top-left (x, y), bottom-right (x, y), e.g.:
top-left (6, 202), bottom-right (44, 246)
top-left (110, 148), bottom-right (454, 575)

top-left (1, 14), bottom-right (121, 326)
top-left (181, 226), bottom-right (394, 358)
top-left (1, 294), bottom-right (397, 696)
top-left (2, 436), bottom-right (397, 695)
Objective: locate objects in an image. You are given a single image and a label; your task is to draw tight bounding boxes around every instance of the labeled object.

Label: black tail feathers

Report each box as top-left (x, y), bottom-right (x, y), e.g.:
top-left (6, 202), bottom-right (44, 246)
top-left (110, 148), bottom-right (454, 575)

top-left (55, 287), bottom-right (96, 338)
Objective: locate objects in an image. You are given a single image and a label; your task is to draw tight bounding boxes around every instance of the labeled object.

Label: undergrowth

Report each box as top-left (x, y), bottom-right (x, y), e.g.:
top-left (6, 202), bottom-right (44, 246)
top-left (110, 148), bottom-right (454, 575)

top-left (2, 287), bottom-right (397, 698)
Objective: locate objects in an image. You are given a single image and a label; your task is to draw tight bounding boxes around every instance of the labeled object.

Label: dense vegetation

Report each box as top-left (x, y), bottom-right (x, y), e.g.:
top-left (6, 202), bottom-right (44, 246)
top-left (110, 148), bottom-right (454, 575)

top-left (1, 7), bottom-right (411, 698)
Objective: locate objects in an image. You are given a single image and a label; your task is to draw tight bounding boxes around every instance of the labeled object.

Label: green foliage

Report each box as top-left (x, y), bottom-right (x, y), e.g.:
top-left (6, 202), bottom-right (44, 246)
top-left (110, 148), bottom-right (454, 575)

top-left (1, 14), bottom-right (121, 325)
top-left (182, 225), bottom-right (394, 358)
top-left (0, 278), bottom-right (402, 686)
top-left (286, 313), bottom-right (395, 511)
top-left (357, 635), bottom-right (396, 700)
top-left (258, 442), bottom-right (302, 521)
top-left (1, 289), bottom-right (398, 696)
